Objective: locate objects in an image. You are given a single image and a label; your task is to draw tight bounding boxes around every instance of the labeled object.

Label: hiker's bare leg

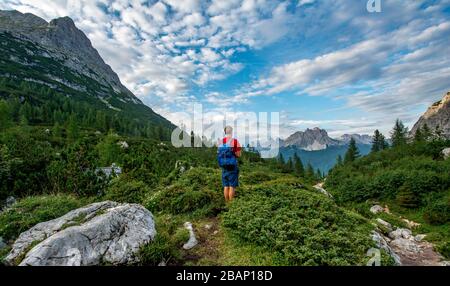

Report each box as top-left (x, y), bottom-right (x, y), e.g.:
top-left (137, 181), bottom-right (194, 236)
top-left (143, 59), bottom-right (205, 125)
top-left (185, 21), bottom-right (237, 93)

top-left (229, 187), bottom-right (236, 201)
top-left (224, 187), bottom-right (229, 202)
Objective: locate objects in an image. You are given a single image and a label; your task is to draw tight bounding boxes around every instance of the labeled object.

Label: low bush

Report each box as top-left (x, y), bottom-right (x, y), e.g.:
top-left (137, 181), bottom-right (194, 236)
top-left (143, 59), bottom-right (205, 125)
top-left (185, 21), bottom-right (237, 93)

top-left (103, 177), bottom-right (150, 204)
top-left (423, 200), bottom-right (450, 225)
top-left (144, 167), bottom-right (225, 218)
top-left (222, 184), bottom-right (374, 266)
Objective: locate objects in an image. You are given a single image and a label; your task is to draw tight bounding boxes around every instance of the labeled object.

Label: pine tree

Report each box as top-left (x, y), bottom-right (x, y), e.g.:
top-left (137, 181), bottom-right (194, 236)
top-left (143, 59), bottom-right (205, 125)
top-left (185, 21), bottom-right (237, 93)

top-left (306, 163), bottom-right (315, 179)
top-left (371, 130), bottom-right (382, 152)
top-left (391, 119), bottom-right (408, 147)
top-left (413, 128), bottom-right (424, 143)
top-left (336, 155), bottom-right (343, 166)
top-left (293, 153), bottom-right (305, 177)
top-left (67, 115), bottom-right (79, 140)
top-left (0, 100), bottom-right (12, 131)
top-left (287, 158), bottom-right (294, 172)
top-left (344, 137), bottom-right (360, 164)
top-left (277, 153), bottom-right (285, 166)
top-left (316, 169), bottom-right (322, 180)
top-left (371, 130), bottom-right (388, 152)
top-left (422, 124), bottom-right (432, 141)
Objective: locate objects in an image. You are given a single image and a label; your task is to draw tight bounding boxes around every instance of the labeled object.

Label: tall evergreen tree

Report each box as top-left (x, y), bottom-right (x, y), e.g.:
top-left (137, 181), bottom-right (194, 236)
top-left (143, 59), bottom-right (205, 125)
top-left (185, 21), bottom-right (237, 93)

top-left (306, 163), bottom-right (315, 179)
top-left (277, 153), bottom-right (285, 167)
top-left (413, 128), bottom-right (424, 143)
top-left (371, 129), bottom-right (388, 152)
top-left (293, 153), bottom-right (305, 177)
top-left (67, 115), bottom-right (79, 140)
top-left (344, 138), bottom-right (360, 164)
top-left (422, 123), bottom-right (432, 141)
top-left (390, 119), bottom-right (408, 147)
top-left (336, 154), bottom-right (343, 166)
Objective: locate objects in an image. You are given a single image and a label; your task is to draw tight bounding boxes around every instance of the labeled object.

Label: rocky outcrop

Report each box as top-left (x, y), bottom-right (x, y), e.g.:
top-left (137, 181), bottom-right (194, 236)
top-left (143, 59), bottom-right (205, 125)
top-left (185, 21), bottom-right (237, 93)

top-left (442, 148), bottom-right (450, 160)
top-left (387, 228), bottom-right (446, 266)
top-left (5, 201), bottom-right (156, 266)
top-left (411, 92), bottom-right (450, 139)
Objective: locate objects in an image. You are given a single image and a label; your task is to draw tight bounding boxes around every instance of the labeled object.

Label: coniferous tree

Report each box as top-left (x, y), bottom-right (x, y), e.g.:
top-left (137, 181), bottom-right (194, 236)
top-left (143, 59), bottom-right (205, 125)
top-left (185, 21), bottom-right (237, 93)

top-left (306, 163), bottom-right (315, 180)
top-left (316, 169), bottom-right (322, 180)
top-left (287, 158), bottom-right (294, 172)
top-left (67, 115), bottom-right (80, 140)
top-left (390, 119), bottom-right (408, 147)
top-left (277, 153), bottom-right (285, 167)
top-left (344, 138), bottom-right (360, 164)
top-left (371, 130), bottom-right (382, 152)
top-left (293, 153), bottom-right (305, 177)
top-left (422, 124), bottom-right (432, 141)
top-left (413, 127), bottom-right (424, 143)
top-left (371, 129), bottom-right (388, 152)
top-left (0, 100), bottom-right (12, 131)
top-left (336, 155), bottom-right (343, 166)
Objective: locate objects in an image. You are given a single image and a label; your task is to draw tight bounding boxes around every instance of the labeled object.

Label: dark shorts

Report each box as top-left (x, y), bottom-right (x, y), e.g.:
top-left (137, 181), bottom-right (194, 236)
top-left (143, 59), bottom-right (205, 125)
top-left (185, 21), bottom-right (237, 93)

top-left (221, 166), bottom-right (239, 188)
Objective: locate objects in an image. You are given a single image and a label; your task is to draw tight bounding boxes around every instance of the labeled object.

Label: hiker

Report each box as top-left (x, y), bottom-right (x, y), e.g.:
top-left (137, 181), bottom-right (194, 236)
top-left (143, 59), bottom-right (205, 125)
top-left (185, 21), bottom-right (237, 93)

top-left (217, 126), bottom-right (241, 203)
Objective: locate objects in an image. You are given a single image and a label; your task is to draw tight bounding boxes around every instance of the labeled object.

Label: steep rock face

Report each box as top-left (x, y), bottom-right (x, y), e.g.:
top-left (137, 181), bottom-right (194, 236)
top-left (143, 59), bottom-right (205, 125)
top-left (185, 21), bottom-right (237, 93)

top-left (411, 92), bottom-right (450, 138)
top-left (5, 201), bottom-right (156, 266)
top-left (0, 10), bottom-right (136, 101)
top-left (283, 128), bottom-right (339, 151)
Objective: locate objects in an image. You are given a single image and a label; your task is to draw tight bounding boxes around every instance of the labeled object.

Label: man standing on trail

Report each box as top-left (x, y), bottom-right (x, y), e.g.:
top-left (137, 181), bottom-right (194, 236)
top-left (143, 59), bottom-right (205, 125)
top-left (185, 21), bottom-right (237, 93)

top-left (217, 126), bottom-right (241, 203)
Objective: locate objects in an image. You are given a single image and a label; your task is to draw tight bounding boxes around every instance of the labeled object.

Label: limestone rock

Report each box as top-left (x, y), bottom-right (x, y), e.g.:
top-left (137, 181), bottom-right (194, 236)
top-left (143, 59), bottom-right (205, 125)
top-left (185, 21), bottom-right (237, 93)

top-left (370, 205), bottom-right (384, 214)
top-left (5, 201), bottom-right (156, 266)
top-left (442, 148), bottom-right (450, 160)
top-left (389, 228), bottom-right (412, 240)
top-left (376, 218), bottom-right (393, 232)
top-left (182, 222), bottom-right (198, 250)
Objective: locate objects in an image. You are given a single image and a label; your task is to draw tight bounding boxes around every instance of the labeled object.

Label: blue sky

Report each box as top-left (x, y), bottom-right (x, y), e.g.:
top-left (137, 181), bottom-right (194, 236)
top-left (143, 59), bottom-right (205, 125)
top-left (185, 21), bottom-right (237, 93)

top-left (1, 0), bottom-right (450, 139)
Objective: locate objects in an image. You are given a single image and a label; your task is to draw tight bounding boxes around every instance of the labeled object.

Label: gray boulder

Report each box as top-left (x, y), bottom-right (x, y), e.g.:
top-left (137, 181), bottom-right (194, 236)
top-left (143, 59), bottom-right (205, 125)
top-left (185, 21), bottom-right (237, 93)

top-left (370, 205), bottom-right (384, 214)
top-left (5, 201), bottom-right (156, 266)
top-left (442, 148), bottom-right (450, 160)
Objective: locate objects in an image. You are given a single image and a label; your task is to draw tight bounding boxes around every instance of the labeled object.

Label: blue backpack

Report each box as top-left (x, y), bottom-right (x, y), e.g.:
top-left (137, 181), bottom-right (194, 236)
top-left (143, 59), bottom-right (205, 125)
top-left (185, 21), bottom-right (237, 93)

top-left (217, 139), bottom-right (238, 169)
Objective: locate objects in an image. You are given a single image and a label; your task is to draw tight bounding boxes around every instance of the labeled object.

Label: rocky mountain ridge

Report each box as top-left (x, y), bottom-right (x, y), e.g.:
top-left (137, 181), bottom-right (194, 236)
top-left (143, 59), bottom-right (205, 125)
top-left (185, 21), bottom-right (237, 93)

top-left (0, 10), bottom-right (137, 102)
top-left (411, 91), bottom-right (450, 138)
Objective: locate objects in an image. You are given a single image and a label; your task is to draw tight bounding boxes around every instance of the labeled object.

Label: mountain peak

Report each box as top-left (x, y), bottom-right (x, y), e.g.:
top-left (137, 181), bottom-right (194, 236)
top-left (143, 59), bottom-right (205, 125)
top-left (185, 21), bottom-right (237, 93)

top-left (284, 127), bottom-right (338, 151)
top-left (411, 91), bottom-right (450, 138)
top-left (0, 10), bottom-right (139, 102)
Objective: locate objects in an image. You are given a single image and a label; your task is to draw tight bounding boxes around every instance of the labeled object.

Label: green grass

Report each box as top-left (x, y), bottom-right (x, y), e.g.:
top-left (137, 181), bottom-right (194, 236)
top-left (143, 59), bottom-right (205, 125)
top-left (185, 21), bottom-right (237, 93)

top-left (0, 194), bottom-right (90, 242)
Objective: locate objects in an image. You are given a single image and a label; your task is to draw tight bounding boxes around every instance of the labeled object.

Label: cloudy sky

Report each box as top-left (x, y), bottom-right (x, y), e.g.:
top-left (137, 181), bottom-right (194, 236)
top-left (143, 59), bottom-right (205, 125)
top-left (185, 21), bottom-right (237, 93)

top-left (1, 0), bottom-right (450, 139)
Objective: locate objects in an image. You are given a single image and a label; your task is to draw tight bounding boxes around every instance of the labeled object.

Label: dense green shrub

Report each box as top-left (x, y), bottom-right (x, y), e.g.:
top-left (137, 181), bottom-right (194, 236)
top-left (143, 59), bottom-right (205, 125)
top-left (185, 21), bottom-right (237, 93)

top-left (423, 200), bottom-right (450, 225)
top-left (222, 185), bottom-right (374, 266)
top-left (0, 194), bottom-right (88, 242)
top-left (144, 167), bottom-right (225, 217)
top-left (103, 177), bottom-right (151, 204)
top-left (326, 142), bottom-right (450, 206)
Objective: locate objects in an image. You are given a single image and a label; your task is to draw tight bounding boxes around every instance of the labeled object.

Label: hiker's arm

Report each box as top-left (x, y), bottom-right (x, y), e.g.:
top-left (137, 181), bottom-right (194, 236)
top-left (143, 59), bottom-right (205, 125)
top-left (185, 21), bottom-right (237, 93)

top-left (235, 141), bottom-right (242, 158)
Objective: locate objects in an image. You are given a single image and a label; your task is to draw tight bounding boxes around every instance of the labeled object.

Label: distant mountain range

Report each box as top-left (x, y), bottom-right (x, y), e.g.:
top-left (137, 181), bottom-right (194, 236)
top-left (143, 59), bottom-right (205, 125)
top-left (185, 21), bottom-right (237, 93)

top-left (0, 10), bottom-right (174, 132)
top-left (281, 127), bottom-right (372, 151)
top-left (278, 127), bottom-right (372, 173)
